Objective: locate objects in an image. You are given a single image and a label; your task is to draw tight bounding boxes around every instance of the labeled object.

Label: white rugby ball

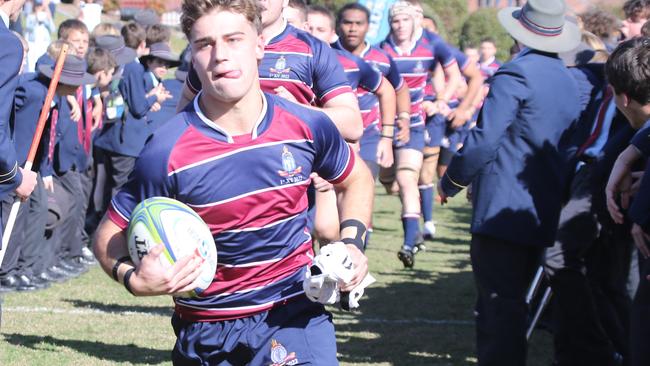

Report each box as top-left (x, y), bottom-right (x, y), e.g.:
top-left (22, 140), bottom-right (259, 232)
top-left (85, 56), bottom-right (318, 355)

top-left (126, 196), bottom-right (218, 297)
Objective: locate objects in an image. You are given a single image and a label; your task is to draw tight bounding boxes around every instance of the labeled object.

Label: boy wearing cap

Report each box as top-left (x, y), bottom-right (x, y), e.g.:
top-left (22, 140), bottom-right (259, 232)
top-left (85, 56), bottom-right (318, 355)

top-left (93, 33), bottom-right (171, 205)
top-left (43, 51), bottom-right (99, 277)
top-left (437, 0), bottom-right (582, 364)
top-left (141, 42), bottom-right (181, 131)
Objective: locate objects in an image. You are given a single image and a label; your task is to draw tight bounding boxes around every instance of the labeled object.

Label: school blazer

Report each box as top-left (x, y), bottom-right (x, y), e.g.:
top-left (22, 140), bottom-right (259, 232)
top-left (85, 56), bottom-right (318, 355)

top-left (0, 22), bottom-right (24, 199)
top-left (440, 49), bottom-right (581, 247)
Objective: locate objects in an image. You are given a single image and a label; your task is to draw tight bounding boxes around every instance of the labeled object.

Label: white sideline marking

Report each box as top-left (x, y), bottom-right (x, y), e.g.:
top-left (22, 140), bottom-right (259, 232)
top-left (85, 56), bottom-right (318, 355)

top-left (3, 306), bottom-right (170, 318)
top-left (3, 306), bottom-right (473, 326)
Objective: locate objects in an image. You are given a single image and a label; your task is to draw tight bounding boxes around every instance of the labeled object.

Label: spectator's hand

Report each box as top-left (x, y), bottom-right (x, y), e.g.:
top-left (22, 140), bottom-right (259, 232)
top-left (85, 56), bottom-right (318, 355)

top-left (606, 172), bottom-right (632, 224)
top-left (340, 244), bottom-right (368, 292)
top-left (15, 168), bottom-right (37, 201)
top-left (631, 223), bottom-right (650, 259)
top-left (630, 170), bottom-right (644, 196)
top-left (150, 102), bottom-right (161, 112)
top-left (376, 138), bottom-right (394, 168)
top-left (274, 86), bottom-right (298, 103)
top-left (67, 95), bottom-right (81, 121)
top-left (129, 243), bottom-right (205, 296)
top-left (310, 173), bottom-right (333, 192)
top-left (396, 117), bottom-right (410, 144)
top-left (42, 175), bottom-right (54, 193)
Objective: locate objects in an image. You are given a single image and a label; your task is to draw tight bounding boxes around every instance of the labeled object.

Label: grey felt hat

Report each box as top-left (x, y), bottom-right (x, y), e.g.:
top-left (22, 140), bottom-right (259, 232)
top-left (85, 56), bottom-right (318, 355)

top-left (498, 0), bottom-right (581, 53)
top-left (38, 55), bottom-right (96, 86)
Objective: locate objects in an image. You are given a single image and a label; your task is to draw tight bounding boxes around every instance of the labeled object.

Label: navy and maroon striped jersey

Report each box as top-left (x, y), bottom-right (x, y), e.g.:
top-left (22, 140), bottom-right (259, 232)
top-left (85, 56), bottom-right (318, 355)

top-left (108, 92), bottom-right (355, 322)
top-left (380, 33), bottom-right (456, 128)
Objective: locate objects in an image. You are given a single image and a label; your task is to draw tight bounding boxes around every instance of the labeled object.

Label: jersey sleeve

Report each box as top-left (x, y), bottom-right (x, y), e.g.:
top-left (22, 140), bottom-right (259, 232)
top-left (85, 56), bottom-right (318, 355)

top-left (454, 48), bottom-right (470, 71)
top-left (432, 39), bottom-right (456, 69)
top-left (631, 125), bottom-right (650, 157)
top-left (385, 54), bottom-right (404, 90)
top-left (310, 111), bottom-right (356, 184)
top-left (106, 141), bottom-right (174, 230)
top-left (357, 57), bottom-right (383, 93)
top-left (311, 40), bottom-right (353, 106)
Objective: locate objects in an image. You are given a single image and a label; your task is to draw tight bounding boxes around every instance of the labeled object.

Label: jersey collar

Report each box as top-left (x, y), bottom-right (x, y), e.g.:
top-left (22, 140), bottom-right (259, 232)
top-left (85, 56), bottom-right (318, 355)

top-left (191, 90), bottom-right (270, 143)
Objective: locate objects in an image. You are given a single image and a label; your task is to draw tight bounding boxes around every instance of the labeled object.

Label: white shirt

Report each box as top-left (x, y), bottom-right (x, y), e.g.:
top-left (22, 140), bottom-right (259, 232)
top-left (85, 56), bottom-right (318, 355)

top-left (0, 9), bottom-right (10, 28)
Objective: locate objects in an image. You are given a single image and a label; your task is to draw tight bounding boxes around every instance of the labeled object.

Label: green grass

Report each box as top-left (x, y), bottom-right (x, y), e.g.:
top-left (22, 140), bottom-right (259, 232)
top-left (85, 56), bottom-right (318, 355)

top-left (0, 191), bottom-right (553, 365)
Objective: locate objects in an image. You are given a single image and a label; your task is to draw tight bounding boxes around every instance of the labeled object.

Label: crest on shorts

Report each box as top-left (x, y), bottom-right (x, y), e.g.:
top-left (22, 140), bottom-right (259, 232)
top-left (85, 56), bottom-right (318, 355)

top-left (278, 146), bottom-right (302, 178)
top-left (270, 56), bottom-right (291, 74)
top-left (269, 339), bottom-right (298, 366)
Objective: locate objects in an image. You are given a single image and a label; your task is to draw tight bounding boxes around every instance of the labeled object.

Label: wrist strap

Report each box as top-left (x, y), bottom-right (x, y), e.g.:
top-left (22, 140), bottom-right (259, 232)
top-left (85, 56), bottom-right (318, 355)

top-left (397, 112), bottom-right (410, 120)
top-left (381, 134), bottom-right (393, 139)
top-left (112, 255), bottom-right (132, 282)
top-left (123, 268), bottom-right (135, 295)
top-left (340, 219), bottom-right (367, 253)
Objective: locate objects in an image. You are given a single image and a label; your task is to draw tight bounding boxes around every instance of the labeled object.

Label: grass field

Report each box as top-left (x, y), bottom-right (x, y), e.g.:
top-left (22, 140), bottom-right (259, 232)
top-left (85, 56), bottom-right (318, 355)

top-left (0, 191), bottom-right (553, 365)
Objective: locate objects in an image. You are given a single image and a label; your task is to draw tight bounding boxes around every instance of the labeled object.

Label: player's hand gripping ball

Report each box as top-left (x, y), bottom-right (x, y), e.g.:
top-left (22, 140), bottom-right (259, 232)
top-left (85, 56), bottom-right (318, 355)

top-left (127, 197), bottom-right (218, 297)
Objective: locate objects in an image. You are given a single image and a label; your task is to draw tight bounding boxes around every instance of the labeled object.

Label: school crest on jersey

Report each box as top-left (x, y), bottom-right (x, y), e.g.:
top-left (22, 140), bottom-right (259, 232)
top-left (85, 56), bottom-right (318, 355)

top-left (270, 56), bottom-right (291, 75)
top-left (278, 146), bottom-right (304, 184)
top-left (269, 339), bottom-right (298, 366)
top-left (413, 60), bottom-right (425, 74)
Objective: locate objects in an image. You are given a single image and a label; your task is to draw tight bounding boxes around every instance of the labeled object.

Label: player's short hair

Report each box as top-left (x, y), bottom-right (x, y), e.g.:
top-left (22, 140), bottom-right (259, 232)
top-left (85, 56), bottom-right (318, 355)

top-left (605, 37), bottom-right (650, 105)
top-left (47, 40), bottom-right (74, 59)
top-left (336, 2), bottom-right (370, 25)
top-left (146, 24), bottom-right (171, 47)
top-left (642, 20), bottom-right (650, 37)
top-left (87, 47), bottom-right (118, 74)
top-left (287, 0), bottom-right (308, 20)
top-left (480, 37), bottom-right (496, 46)
top-left (308, 5), bottom-right (335, 29)
top-left (58, 19), bottom-right (89, 40)
top-left (121, 21), bottom-right (146, 49)
top-left (181, 0), bottom-right (263, 39)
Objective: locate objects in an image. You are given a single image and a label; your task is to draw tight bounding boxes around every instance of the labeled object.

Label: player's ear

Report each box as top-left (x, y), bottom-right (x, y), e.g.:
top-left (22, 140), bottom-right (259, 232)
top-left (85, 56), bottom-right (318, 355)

top-left (255, 34), bottom-right (265, 61)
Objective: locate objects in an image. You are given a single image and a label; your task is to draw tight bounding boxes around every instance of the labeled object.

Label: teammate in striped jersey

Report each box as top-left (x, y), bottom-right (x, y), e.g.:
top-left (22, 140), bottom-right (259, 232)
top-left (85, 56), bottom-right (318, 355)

top-left (93, 1), bottom-right (373, 364)
top-left (379, 1), bottom-right (462, 268)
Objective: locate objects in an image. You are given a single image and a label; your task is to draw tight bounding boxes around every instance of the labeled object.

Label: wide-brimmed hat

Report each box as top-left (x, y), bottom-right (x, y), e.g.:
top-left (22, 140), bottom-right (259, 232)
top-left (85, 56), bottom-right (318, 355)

top-left (134, 9), bottom-right (159, 27)
top-left (139, 42), bottom-right (181, 68)
top-left (498, 0), bottom-right (581, 53)
top-left (38, 55), bottom-right (96, 86)
top-left (175, 46), bottom-right (191, 81)
top-left (94, 35), bottom-right (137, 66)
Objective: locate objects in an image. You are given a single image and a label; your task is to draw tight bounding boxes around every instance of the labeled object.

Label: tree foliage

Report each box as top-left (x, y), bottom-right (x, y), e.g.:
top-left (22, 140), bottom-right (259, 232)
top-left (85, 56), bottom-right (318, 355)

top-left (459, 8), bottom-right (513, 62)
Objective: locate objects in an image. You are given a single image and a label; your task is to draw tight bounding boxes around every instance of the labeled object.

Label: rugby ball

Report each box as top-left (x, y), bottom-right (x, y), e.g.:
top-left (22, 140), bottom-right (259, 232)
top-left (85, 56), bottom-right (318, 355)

top-left (126, 197), bottom-right (218, 297)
